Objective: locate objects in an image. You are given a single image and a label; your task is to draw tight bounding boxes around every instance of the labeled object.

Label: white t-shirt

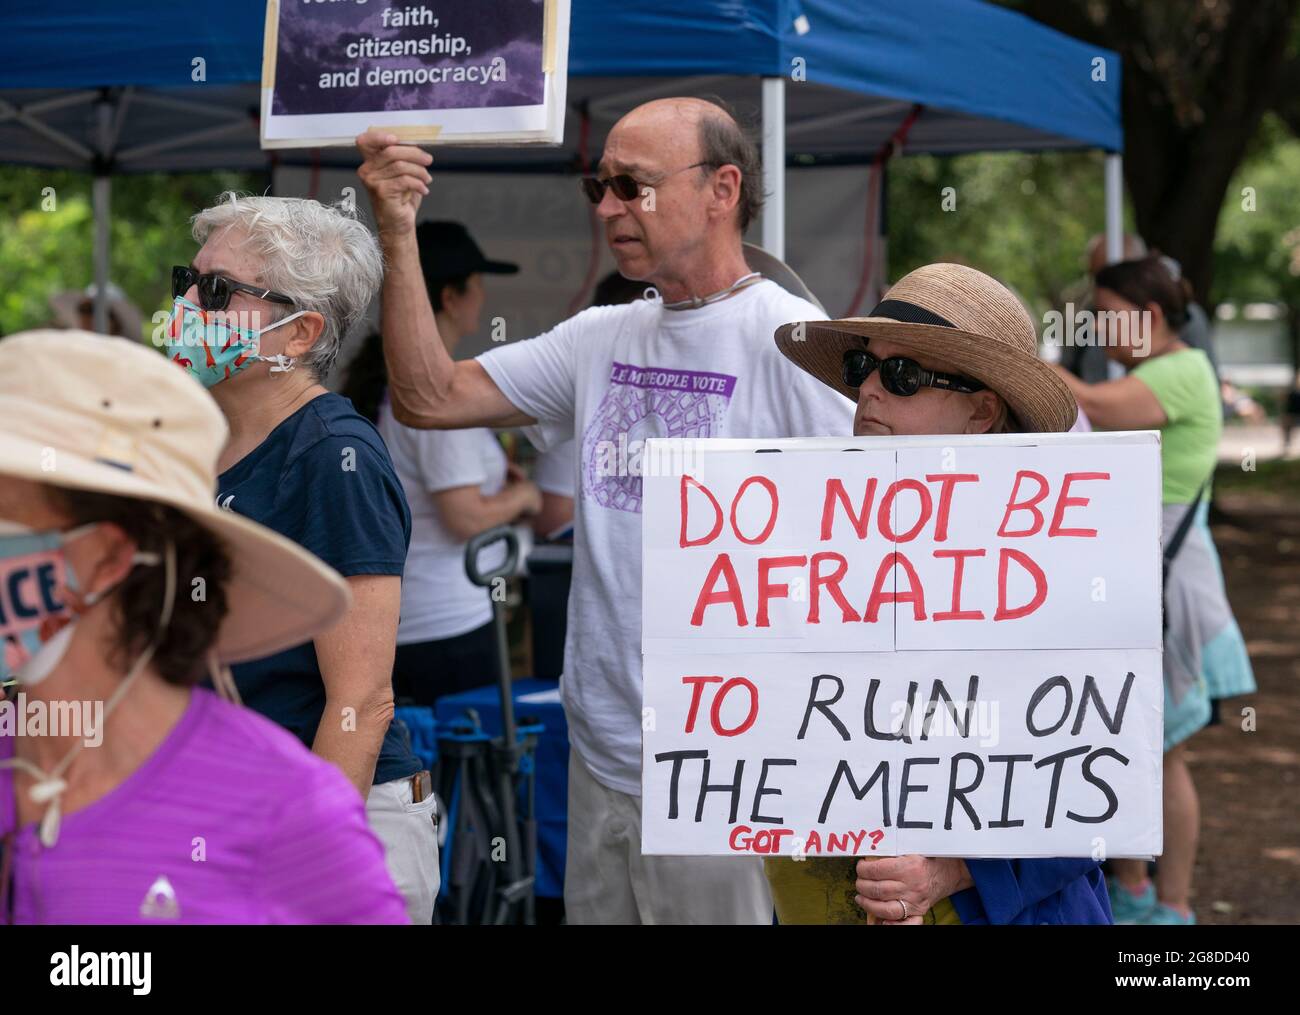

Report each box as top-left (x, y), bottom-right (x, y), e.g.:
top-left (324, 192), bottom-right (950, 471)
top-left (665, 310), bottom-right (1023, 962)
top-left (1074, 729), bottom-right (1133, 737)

top-left (533, 439), bottom-right (576, 498)
top-left (477, 280), bottom-right (853, 794)
top-left (377, 400), bottom-right (507, 643)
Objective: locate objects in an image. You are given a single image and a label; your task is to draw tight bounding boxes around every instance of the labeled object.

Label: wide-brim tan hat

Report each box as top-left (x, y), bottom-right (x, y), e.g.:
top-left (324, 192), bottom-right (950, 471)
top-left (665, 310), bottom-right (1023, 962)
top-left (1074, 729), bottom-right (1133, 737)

top-left (0, 330), bottom-right (351, 664)
top-left (775, 262), bottom-right (1077, 433)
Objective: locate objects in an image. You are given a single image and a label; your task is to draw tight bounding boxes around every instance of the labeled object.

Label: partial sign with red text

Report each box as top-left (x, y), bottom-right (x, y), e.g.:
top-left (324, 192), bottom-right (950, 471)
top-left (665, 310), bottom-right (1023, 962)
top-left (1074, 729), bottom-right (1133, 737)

top-left (640, 432), bottom-right (1163, 858)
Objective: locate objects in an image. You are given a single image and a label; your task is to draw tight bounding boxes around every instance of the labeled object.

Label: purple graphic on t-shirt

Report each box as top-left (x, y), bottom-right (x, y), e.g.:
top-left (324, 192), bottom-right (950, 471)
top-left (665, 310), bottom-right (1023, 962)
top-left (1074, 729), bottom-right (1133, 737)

top-left (581, 362), bottom-right (738, 514)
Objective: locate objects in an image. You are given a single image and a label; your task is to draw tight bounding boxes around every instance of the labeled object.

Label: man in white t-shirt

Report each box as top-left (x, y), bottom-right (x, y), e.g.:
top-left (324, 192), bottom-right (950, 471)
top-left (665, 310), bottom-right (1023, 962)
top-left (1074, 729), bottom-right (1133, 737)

top-left (530, 437), bottom-right (576, 539)
top-left (357, 97), bottom-right (853, 924)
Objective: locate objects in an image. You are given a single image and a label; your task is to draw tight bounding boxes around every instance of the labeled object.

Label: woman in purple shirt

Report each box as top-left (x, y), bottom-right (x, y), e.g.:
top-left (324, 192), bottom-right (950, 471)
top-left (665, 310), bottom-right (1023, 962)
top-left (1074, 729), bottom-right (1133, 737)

top-left (0, 330), bottom-right (407, 924)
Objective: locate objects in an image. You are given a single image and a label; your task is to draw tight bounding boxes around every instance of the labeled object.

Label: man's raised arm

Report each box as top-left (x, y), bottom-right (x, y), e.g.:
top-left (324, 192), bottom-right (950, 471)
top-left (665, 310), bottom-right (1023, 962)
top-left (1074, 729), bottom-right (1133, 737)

top-left (356, 129), bottom-right (535, 430)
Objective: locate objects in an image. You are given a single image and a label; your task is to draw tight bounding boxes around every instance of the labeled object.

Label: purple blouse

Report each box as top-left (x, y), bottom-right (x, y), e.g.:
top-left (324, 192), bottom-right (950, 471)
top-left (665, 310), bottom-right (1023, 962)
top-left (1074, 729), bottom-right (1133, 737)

top-left (1, 688), bottom-right (408, 924)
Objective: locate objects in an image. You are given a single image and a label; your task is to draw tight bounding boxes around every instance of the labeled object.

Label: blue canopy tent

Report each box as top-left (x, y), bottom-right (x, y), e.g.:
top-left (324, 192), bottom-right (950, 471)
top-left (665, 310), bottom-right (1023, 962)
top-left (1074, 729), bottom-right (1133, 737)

top-left (0, 0), bottom-right (1123, 329)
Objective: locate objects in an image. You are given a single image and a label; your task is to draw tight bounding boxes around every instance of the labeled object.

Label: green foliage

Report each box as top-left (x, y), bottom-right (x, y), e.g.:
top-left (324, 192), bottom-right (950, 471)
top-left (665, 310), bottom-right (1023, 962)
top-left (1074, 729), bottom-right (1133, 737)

top-left (1212, 114), bottom-right (1300, 310)
top-left (0, 167), bottom-right (264, 341)
top-left (887, 122), bottom-right (1300, 331)
top-left (886, 149), bottom-right (1122, 319)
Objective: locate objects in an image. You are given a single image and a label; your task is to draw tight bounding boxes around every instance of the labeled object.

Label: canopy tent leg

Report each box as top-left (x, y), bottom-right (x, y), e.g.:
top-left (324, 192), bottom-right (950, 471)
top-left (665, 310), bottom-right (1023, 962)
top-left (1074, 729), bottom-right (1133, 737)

top-left (760, 77), bottom-right (785, 258)
top-left (93, 95), bottom-right (114, 334)
top-left (92, 174), bottom-right (111, 334)
top-left (1104, 152), bottom-right (1123, 265)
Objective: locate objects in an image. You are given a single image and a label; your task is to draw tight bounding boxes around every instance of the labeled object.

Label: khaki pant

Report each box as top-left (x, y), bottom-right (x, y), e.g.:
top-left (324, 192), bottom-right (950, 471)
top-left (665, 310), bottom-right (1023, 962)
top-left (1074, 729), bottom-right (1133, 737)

top-left (366, 776), bottom-right (439, 925)
top-left (564, 752), bottom-right (772, 925)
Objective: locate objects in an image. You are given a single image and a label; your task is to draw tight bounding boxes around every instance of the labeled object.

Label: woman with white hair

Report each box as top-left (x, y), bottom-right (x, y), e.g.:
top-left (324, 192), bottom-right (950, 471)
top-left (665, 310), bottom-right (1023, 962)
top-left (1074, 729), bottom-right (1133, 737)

top-left (163, 193), bottom-right (437, 924)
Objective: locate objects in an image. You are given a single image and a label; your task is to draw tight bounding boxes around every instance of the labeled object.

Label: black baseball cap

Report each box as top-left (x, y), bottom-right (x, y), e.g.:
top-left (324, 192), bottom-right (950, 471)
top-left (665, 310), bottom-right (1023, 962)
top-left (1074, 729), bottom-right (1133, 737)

top-left (415, 221), bottom-right (518, 288)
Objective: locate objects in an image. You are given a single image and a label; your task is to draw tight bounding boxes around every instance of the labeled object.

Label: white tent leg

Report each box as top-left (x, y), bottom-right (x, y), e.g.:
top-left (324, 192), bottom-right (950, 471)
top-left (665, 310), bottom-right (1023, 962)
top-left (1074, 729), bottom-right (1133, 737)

top-left (92, 175), bottom-right (111, 334)
top-left (93, 97), bottom-right (113, 334)
top-left (1104, 153), bottom-right (1123, 265)
top-left (761, 77), bottom-right (785, 258)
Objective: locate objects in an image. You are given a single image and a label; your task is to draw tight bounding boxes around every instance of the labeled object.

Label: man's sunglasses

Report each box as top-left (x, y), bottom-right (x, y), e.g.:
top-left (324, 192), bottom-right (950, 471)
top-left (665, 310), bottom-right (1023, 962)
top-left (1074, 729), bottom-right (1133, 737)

top-left (842, 347), bottom-right (986, 397)
top-left (579, 161), bottom-right (715, 204)
top-left (172, 266), bottom-right (295, 312)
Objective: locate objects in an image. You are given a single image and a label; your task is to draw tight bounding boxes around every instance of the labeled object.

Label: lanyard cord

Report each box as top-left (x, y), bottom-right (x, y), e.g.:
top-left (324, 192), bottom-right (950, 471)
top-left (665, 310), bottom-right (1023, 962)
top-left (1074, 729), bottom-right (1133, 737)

top-left (659, 272), bottom-right (764, 310)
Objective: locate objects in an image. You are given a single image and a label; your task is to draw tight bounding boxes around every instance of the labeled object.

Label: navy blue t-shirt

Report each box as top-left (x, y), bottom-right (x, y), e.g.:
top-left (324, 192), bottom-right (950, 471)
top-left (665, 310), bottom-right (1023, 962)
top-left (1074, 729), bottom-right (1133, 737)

top-left (217, 392), bottom-right (421, 786)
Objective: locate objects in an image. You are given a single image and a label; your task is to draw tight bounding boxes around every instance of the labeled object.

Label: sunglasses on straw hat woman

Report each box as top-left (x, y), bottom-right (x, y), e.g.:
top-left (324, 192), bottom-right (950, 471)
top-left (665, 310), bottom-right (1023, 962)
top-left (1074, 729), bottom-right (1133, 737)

top-left (0, 330), bottom-right (408, 924)
top-left (770, 262), bottom-right (1110, 926)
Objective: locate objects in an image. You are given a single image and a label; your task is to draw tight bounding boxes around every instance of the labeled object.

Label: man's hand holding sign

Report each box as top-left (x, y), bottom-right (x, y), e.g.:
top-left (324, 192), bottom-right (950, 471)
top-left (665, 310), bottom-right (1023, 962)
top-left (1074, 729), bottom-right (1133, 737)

top-left (356, 130), bottom-right (431, 237)
top-left (356, 128), bottom-right (534, 432)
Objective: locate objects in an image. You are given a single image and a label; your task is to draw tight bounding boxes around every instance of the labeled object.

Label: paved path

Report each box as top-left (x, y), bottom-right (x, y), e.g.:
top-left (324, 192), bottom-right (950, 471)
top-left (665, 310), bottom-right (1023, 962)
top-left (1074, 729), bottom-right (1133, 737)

top-left (1217, 423), bottom-right (1299, 464)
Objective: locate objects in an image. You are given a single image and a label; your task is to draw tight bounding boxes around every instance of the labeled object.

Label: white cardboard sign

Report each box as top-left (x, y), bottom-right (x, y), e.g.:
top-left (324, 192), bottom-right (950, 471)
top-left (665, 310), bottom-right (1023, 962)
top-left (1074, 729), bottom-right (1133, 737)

top-left (260, 0), bottom-right (570, 149)
top-left (640, 432), bottom-right (1164, 858)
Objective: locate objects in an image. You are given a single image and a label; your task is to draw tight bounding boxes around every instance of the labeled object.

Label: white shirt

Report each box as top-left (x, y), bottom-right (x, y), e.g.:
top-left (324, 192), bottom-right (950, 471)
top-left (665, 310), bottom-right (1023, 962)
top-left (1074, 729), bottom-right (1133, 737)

top-left (533, 439), bottom-right (576, 498)
top-left (377, 399), bottom-right (507, 643)
top-left (477, 280), bottom-right (853, 794)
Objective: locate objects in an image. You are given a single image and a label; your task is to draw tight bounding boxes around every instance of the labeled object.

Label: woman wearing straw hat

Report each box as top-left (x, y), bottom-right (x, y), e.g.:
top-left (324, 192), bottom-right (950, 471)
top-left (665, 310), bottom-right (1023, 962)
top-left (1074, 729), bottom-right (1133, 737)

top-left (770, 262), bottom-right (1111, 924)
top-left (0, 330), bottom-right (407, 923)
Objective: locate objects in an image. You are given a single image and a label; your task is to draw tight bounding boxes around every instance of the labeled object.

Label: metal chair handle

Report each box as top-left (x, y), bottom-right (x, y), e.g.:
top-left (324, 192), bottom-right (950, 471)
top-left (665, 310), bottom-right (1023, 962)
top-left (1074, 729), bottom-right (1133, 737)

top-left (464, 525), bottom-right (519, 588)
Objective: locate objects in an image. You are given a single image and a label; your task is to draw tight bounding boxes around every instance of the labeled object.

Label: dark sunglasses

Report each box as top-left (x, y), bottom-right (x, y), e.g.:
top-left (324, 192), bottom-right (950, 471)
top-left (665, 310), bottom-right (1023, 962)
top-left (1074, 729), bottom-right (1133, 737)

top-left (579, 161), bottom-right (715, 204)
top-left (172, 266), bottom-right (295, 312)
top-left (841, 347), bottom-right (986, 397)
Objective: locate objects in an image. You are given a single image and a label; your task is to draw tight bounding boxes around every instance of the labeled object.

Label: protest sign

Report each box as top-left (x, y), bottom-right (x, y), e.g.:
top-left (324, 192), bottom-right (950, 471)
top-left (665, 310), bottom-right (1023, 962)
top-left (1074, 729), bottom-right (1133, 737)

top-left (640, 432), bottom-right (1164, 859)
top-left (260, 0), bottom-right (570, 149)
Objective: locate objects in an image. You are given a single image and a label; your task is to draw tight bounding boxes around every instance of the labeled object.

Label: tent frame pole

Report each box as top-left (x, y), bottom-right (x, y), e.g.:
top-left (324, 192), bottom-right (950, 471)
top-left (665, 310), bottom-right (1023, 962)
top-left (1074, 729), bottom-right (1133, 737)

top-left (1104, 152), bottom-right (1123, 264)
top-left (761, 77), bottom-right (785, 258)
top-left (93, 95), bottom-right (113, 334)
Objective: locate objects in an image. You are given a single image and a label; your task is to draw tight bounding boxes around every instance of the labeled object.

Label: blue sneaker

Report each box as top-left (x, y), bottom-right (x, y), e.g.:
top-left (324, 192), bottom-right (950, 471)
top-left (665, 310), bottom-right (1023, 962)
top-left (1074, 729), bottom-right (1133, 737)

top-left (1108, 878), bottom-right (1157, 924)
top-left (1139, 903), bottom-right (1197, 925)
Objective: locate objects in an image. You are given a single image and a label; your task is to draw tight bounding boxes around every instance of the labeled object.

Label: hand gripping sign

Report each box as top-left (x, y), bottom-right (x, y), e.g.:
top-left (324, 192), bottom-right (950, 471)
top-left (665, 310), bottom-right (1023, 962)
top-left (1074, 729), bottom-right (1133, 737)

top-left (640, 432), bottom-right (1164, 859)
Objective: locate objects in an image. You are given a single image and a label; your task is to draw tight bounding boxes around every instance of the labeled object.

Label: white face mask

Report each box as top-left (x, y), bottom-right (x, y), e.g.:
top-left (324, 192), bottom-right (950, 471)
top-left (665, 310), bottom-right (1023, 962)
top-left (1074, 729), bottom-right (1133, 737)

top-left (0, 524), bottom-right (172, 847)
top-left (0, 520), bottom-right (160, 689)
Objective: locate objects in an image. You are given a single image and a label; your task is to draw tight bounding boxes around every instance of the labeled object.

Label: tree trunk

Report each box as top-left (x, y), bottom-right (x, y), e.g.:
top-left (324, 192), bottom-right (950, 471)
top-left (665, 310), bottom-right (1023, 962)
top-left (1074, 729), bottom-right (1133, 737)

top-left (1008, 0), bottom-right (1300, 301)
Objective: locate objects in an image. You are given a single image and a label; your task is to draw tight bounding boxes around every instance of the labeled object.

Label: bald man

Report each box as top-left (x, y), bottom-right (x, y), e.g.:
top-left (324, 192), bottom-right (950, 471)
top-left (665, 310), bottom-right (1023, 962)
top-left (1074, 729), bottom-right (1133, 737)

top-left (1085, 232), bottom-right (1148, 278)
top-left (1059, 234), bottom-right (1148, 384)
top-left (357, 98), bottom-right (853, 924)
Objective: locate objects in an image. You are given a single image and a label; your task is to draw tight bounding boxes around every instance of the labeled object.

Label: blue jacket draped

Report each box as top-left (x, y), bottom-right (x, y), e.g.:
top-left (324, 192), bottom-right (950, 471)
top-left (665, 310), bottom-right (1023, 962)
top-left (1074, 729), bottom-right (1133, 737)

top-left (949, 858), bottom-right (1113, 924)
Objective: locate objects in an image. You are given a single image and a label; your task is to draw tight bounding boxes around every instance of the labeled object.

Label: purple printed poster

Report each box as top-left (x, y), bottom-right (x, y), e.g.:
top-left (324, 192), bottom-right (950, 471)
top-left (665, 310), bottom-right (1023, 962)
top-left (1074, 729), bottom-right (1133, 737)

top-left (261, 0), bottom-right (570, 149)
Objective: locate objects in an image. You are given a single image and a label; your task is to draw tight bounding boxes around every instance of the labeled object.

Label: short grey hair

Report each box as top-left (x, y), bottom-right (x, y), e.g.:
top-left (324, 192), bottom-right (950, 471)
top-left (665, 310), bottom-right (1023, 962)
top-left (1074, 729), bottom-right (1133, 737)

top-left (696, 98), bottom-right (763, 232)
top-left (192, 193), bottom-right (383, 380)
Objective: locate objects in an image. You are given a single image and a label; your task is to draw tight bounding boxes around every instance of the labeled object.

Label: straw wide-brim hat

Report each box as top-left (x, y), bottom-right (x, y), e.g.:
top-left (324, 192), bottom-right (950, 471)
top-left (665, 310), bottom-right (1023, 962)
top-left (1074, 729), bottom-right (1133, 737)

top-left (0, 330), bottom-right (351, 664)
top-left (775, 263), bottom-right (1077, 433)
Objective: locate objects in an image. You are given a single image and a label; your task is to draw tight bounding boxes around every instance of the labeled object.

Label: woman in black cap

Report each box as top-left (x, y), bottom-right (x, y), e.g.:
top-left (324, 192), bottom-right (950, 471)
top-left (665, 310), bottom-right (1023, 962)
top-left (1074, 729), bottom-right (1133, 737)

top-left (344, 222), bottom-right (542, 706)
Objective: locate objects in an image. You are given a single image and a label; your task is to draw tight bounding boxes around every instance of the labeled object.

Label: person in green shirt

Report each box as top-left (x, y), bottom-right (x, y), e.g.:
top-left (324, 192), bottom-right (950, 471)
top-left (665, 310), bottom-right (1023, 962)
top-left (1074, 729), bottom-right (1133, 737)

top-left (1053, 255), bottom-right (1255, 926)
